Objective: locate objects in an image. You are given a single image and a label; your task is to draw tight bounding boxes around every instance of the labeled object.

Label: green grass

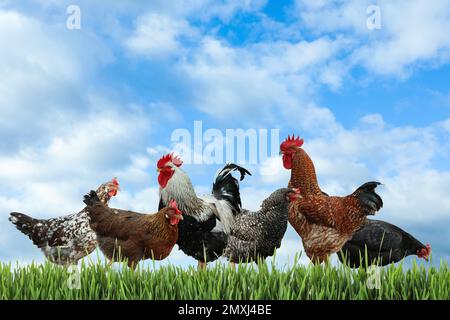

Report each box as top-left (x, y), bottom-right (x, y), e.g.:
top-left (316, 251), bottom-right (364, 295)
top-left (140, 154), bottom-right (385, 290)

top-left (0, 258), bottom-right (448, 300)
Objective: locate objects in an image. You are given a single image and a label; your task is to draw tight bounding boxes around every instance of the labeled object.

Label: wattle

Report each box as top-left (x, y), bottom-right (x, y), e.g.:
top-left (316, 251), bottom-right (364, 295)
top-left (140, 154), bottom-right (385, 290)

top-left (108, 190), bottom-right (117, 197)
top-left (170, 216), bottom-right (180, 226)
top-left (282, 154), bottom-right (293, 169)
top-left (158, 172), bottom-right (172, 189)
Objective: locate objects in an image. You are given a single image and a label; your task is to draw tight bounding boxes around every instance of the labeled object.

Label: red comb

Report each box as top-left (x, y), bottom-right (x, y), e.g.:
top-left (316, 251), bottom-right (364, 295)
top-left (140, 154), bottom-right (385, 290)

top-left (280, 135), bottom-right (304, 152)
top-left (157, 153), bottom-right (183, 169)
top-left (169, 200), bottom-right (182, 215)
top-left (112, 178), bottom-right (119, 186)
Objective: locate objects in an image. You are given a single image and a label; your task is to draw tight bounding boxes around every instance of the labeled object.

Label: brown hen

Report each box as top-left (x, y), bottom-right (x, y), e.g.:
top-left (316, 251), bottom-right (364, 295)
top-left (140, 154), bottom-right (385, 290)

top-left (281, 135), bottom-right (383, 264)
top-left (83, 190), bottom-right (183, 268)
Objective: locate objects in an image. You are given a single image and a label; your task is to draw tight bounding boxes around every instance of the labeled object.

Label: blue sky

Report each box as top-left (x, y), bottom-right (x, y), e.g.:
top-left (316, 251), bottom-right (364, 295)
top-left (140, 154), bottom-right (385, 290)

top-left (0, 0), bottom-right (449, 268)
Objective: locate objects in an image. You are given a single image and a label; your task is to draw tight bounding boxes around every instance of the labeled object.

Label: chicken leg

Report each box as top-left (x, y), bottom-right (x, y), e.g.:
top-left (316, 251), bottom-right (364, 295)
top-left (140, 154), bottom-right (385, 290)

top-left (198, 261), bottom-right (207, 270)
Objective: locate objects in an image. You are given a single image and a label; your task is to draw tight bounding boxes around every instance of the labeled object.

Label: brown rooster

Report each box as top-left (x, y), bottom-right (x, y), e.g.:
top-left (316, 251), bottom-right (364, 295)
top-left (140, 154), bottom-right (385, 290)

top-left (280, 135), bottom-right (383, 264)
top-left (83, 190), bottom-right (183, 268)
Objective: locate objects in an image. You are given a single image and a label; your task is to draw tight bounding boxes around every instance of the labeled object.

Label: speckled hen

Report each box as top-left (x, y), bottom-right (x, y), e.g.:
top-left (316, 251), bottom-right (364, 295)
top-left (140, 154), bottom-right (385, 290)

top-left (224, 188), bottom-right (301, 264)
top-left (9, 178), bottom-right (119, 266)
top-left (281, 135), bottom-right (384, 264)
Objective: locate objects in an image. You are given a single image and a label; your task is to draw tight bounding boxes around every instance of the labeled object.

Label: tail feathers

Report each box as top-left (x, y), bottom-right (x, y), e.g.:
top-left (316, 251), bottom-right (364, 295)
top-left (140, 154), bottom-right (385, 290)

top-left (83, 190), bottom-right (101, 207)
top-left (212, 164), bottom-right (251, 213)
top-left (353, 181), bottom-right (383, 215)
top-left (9, 212), bottom-right (47, 247)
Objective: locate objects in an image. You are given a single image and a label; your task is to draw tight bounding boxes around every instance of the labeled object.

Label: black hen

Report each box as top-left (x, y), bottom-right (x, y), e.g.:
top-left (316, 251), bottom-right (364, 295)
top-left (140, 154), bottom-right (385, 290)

top-left (338, 219), bottom-right (431, 268)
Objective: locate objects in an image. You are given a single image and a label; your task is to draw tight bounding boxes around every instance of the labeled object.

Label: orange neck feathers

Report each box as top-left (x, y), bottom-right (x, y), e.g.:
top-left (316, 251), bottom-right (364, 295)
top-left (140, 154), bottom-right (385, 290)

top-left (289, 148), bottom-right (322, 196)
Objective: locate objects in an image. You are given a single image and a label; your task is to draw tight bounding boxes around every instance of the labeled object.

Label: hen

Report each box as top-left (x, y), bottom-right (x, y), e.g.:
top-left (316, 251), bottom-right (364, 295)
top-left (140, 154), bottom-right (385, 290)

top-left (338, 219), bottom-right (431, 268)
top-left (224, 188), bottom-right (301, 264)
top-left (281, 135), bottom-right (384, 263)
top-left (84, 190), bottom-right (183, 268)
top-left (157, 153), bottom-right (251, 268)
top-left (9, 178), bottom-right (119, 265)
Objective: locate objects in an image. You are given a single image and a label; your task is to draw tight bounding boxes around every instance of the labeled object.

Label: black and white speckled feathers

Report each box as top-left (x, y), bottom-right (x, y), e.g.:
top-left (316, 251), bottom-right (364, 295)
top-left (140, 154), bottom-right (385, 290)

top-left (8, 179), bottom-right (119, 266)
top-left (224, 188), bottom-right (296, 263)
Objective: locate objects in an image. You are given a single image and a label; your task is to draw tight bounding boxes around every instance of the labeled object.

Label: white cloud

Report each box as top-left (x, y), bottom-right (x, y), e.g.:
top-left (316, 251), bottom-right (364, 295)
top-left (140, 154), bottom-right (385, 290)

top-left (148, 0), bottom-right (267, 23)
top-left (0, 9), bottom-right (114, 153)
top-left (0, 115), bottom-right (153, 239)
top-left (295, 0), bottom-right (450, 76)
top-left (259, 156), bottom-right (289, 184)
top-left (359, 0), bottom-right (450, 76)
top-left (294, 0), bottom-right (370, 34)
top-left (123, 0), bottom-right (268, 58)
top-left (0, 108), bottom-right (151, 184)
top-left (112, 187), bottom-right (160, 213)
top-left (125, 13), bottom-right (196, 58)
top-left (381, 170), bottom-right (450, 223)
top-left (178, 37), bottom-right (349, 124)
top-left (443, 119), bottom-right (450, 132)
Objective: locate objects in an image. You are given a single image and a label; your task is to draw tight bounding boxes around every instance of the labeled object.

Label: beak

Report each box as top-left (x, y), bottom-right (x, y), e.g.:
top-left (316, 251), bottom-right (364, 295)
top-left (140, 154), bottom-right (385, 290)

top-left (157, 168), bottom-right (161, 173)
top-left (178, 214), bottom-right (184, 220)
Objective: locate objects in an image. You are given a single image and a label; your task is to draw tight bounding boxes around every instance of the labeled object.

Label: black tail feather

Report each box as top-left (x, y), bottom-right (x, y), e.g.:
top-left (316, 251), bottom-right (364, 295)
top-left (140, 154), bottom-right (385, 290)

top-left (83, 190), bottom-right (101, 207)
top-left (212, 164), bottom-right (251, 213)
top-left (353, 181), bottom-right (383, 214)
top-left (9, 212), bottom-right (46, 247)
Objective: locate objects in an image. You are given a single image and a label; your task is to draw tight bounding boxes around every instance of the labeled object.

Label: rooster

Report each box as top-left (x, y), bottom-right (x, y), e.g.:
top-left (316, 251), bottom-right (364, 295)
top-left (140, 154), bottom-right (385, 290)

top-left (280, 135), bottom-right (384, 264)
top-left (9, 178), bottom-right (120, 265)
top-left (83, 191), bottom-right (183, 268)
top-left (338, 219), bottom-right (431, 268)
top-left (157, 153), bottom-right (251, 268)
top-left (224, 188), bottom-right (301, 264)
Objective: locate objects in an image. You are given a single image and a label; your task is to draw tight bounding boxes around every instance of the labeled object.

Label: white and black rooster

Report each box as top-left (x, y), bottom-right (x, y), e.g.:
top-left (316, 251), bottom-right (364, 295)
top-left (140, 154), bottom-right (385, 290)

top-left (157, 153), bottom-right (251, 268)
